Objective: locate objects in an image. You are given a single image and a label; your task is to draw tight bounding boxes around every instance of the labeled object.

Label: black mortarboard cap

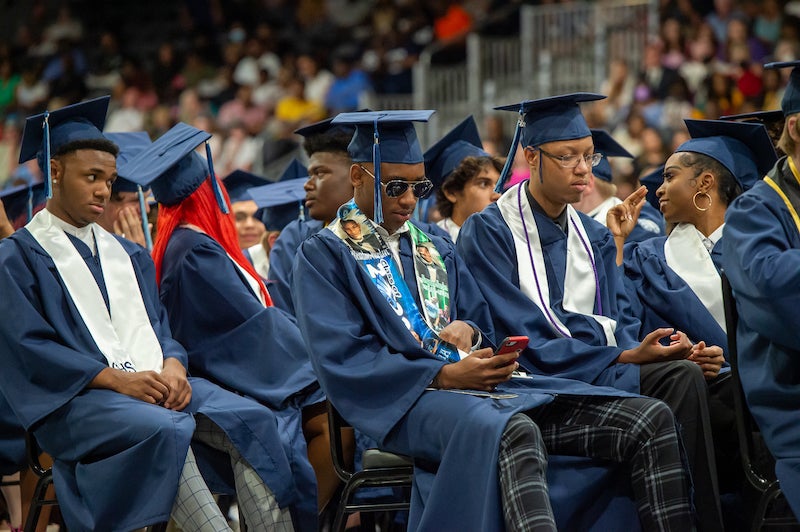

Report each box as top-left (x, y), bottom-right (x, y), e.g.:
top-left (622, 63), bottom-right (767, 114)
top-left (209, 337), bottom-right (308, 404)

top-left (223, 169), bottom-right (270, 204)
top-left (678, 119), bottom-right (777, 191)
top-left (19, 95), bottom-right (110, 198)
top-left (424, 115), bottom-right (489, 188)
top-left (493, 92), bottom-right (606, 191)
top-left (331, 110), bottom-right (435, 224)
top-left (590, 129), bottom-right (634, 182)
top-left (116, 122), bottom-right (228, 212)
top-left (764, 60), bottom-right (800, 116)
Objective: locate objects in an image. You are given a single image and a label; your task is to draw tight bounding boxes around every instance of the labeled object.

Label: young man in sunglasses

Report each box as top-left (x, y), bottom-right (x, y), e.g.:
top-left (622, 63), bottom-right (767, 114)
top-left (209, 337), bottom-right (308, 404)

top-left (268, 115), bottom-right (449, 315)
top-left (291, 110), bottom-right (695, 530)
top-left (458, 93), bottom-right (724, 531)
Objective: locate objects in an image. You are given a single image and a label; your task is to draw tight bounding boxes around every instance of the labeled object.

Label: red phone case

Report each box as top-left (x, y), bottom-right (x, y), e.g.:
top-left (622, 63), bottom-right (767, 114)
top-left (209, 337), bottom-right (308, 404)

top-left (495, 336), bottom-right (529, 355)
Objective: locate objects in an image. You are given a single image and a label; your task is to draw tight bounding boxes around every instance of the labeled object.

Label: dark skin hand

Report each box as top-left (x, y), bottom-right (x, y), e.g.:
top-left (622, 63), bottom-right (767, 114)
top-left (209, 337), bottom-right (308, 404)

top-left (618, 327), bottom-right (693, 364)
top-left (113, 205), bottom-right (148, 248)
top-left (88, 357), bottom-right (192, 411)
top-left (437, 320), bottom-right (476, 352)
top-left (607, 185), bottom-right (647, 266)
top-left (436, 348), bottom-right (520, 391)
top-left (688, 341), bottom-right (725, 380)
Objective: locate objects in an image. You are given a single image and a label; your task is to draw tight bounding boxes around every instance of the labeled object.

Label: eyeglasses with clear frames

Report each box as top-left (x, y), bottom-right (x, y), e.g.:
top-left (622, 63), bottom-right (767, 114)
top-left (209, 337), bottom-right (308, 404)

top-left (537, 147), bottom-right (603, 169)
top-left (359, 165), bottom-right (434, 198)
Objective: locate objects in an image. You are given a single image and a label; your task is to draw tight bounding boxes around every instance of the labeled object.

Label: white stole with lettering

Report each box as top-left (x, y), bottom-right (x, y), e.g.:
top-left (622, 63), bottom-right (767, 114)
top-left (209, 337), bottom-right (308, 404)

top-left (27, 209), bottom-right (163, 372)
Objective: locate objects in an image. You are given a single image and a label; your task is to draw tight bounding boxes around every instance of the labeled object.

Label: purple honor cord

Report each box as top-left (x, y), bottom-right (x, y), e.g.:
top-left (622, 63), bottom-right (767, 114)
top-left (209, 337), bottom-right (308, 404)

top-left (516, 185), bottom-right (604, 337)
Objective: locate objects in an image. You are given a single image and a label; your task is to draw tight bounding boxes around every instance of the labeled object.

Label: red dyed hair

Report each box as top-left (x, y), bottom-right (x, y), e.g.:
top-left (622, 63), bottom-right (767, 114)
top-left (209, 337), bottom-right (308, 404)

top-left (152, 178), bottom-right (272, 305)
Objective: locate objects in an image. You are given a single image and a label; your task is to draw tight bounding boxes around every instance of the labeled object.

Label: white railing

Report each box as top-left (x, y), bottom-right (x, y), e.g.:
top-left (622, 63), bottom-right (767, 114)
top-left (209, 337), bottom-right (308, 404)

top-left (411, 0), bottom-right (658, 144)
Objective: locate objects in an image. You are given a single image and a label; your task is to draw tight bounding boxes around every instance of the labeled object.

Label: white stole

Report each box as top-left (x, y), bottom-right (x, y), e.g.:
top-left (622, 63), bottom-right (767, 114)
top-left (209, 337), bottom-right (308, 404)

top-left (436, 217), bottom-right (461, 242)
top-left (664, 222), bottom-right (726, 333)
top-left (497, 182), bottom-right (618, 345)
top-left (229, 252), bottom-right (267, 307)
top-left (27, 209), bottom-right (163, 372)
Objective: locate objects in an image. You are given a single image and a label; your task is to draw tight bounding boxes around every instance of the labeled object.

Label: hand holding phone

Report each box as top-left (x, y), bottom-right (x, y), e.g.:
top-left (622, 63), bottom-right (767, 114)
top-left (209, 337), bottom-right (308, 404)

top-left (494, 336), bottom-right (529, 356)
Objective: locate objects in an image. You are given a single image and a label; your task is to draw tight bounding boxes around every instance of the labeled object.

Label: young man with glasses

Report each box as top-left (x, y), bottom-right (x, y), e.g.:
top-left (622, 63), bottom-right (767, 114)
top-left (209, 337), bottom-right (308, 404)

top-left (458, 93), bottom-right (724, 531)
top-left (292, 110), bottom-right (695, 530)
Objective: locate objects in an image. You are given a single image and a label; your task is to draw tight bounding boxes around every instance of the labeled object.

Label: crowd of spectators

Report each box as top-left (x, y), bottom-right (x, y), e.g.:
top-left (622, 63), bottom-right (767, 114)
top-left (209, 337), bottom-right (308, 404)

top-left (0, 0), bottom-right (501, 191)
top-left (0, 0), bottom-right (798, 197)
top-left (588, 0), bottom-right (800, 194)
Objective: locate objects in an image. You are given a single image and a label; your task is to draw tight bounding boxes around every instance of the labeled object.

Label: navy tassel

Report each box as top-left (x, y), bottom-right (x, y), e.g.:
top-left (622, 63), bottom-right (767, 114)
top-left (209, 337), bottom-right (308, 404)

top-left (137, 185), bottom-right (153, 250)
top-left (43, 111), bottom-right (52, 199)
top-left (495, 107), bottom-right (524, 193)
top-left (206, 142), bottom-right (229, 214)
top-left (372, 120), bottom-right (383, 224)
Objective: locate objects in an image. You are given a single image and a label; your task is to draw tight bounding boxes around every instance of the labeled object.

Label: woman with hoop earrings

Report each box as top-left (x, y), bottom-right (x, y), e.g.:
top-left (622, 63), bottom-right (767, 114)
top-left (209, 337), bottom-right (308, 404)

top-left (608, 118), bottom-right (778, 502)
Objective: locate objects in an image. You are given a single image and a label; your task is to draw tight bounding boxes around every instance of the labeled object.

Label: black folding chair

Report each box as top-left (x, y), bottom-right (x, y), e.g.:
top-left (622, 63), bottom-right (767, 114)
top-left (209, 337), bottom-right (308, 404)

top-left (326, 403), bottom-right (414, 532)
top-left (22, 431), bottom-right (56, 532)
top-left (721, 271), bottom-right (800, 530)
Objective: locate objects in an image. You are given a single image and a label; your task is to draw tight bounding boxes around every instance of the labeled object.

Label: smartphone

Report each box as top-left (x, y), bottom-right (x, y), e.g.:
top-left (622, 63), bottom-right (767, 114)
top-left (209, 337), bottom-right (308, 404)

top-left (494, 336), bottom-right (529, 356)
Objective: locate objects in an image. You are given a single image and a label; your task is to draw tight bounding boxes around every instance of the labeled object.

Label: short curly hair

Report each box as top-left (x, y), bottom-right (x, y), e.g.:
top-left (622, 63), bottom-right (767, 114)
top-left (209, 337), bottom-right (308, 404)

top-left (435, 155), bottom-right (504, 219)
top-left (302, 130), bottom-right (353, 157)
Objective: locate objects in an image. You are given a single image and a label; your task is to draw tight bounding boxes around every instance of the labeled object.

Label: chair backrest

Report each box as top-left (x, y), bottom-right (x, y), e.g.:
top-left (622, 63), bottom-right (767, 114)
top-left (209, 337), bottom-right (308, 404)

top-left (720, 270), bottom-right (777, 490)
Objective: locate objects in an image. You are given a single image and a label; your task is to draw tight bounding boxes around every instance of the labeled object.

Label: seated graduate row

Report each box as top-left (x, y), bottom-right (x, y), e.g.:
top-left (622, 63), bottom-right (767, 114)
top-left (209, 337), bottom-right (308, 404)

top-left (4, 64), bottom-right (800, 530)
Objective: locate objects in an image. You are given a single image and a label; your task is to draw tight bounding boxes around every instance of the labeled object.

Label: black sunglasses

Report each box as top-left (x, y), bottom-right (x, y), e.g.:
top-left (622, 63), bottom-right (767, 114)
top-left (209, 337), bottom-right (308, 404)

top-left (359, 165), bottom-right (434, 198)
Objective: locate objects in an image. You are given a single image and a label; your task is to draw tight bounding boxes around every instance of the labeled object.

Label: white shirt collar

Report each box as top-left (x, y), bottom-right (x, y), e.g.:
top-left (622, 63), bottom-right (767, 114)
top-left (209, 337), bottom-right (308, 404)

top-left (375, 223), bottom-right (409, 274)
top-left (696, 223), bottom-right (724, 252)
top-left (47, 209), bottom-right (96, 254)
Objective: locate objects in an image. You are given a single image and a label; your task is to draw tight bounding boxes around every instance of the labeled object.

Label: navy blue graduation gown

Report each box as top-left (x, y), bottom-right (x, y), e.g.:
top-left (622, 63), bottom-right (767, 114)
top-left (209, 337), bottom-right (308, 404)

top-left (0, 228), bottom-right (297, 531)
top-left (721, 176), bottom-right (800, 516)
top-left (458, 203), bottom-right (641, 393)
top-left (292, 223), bottom-right (639, 531)
top-left (158, 227), bottom-right (320, 518)
top-left (268, 218), bottom-right (324, 314)
top-left (623, 236), bottom-right (729, 360)
top-left (0, 394), bottom-right (25, 475)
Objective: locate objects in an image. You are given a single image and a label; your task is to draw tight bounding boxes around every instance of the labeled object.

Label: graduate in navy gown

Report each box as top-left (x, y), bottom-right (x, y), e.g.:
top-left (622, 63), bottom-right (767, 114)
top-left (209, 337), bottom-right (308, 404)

top-left (268, 117), bottom-right (355, 314)
top-left (721, 60), bottom-right (800, 518)
top-left (118, 123), bottom-right (326, 524)
top-left (459, 93), bottom-right (724, 531)
top-left (574, 129), bottom-right (665, 242)
top-left (96, 131), bottom-right (154, 249)
top-left (0, 97), bottom-right (300, 532)
top-left (614, 119), bottom-right (777, 498)
top-left (292, 109), bottom-right (693, 531)
top-left (0, 223), bottom-right (23, 532)
top-left (222, 169), bottom-right (270, 277)
top-left (423, 115), bottom-right (503, 242)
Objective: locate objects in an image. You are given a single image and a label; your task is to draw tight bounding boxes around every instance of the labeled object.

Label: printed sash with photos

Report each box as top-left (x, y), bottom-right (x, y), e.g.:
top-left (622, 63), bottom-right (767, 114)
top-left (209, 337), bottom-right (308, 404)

top-left (331, 200), bottom-right (458, 362)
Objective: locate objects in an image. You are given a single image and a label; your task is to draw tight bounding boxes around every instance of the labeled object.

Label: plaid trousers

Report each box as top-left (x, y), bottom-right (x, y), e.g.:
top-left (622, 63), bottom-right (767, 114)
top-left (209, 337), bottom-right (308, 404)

top-left (498, 395), bottom-right (693, 531)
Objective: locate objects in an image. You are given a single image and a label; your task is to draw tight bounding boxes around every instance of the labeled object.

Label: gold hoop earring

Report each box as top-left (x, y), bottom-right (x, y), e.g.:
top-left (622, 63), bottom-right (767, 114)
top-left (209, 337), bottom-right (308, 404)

top-left (693, 191), bottom-right (712, 212)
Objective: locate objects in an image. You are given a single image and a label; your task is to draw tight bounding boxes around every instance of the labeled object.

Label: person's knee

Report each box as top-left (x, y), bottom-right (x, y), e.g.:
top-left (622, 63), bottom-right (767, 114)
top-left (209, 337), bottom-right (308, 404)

top-left (642, 398), bottom-right (678, 436)
top-left (501, 413), bottom-right (543, 449)
top-left (127, 407), bottom-right (193, 444)
top-left (671, 359), bottom-right (704, 381)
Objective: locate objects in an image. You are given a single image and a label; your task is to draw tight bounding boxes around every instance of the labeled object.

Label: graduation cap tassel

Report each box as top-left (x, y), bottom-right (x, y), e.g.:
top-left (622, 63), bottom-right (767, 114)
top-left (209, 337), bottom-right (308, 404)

top-left (26, 185), bottom-right (33, 222)
top-left (372, 122), bottom-right (383, 225)
top-left (205, 142), bottom-right (229, 214)
top-left (495, 110), bottom-right (524, 193)
top-left (43, 111), bottom-right (52, 199)
top-left (297, 200), bottom-right (305, 221)
top-left (137, 185), bottom-right (153, 250)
